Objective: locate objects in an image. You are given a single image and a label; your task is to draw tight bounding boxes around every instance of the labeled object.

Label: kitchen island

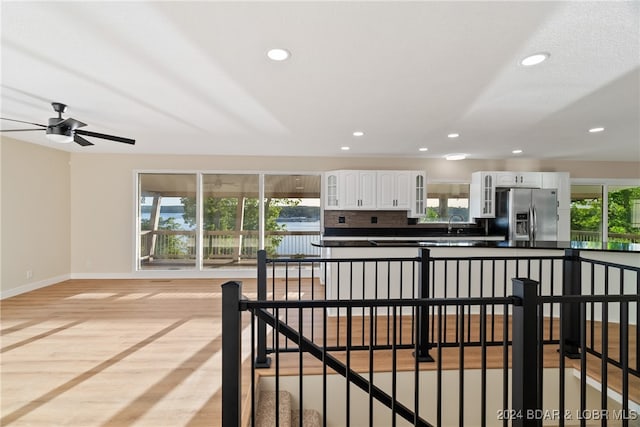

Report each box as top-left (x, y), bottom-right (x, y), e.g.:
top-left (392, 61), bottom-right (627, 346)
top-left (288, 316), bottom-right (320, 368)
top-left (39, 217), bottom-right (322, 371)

top-left (311, 238), bottom-right (639, 316)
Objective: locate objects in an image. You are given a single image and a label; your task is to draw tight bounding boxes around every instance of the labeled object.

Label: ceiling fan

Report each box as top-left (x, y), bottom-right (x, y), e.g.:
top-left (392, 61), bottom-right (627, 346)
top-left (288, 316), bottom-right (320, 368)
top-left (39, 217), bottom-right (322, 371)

top-left (0, 102), bottom-right (135, 146)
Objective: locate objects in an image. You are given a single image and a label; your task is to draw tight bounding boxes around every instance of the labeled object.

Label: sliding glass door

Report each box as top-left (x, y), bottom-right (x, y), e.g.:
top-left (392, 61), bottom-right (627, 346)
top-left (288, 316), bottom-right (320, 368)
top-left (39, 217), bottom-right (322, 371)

top-left (137, 172), bottom-right (321, 270)
top-left (201, 174), bottom-right (259, 268)
top-left (264, 174), bottom-right (321, 258)
top-left (138, 173), bottom-right (197, 270)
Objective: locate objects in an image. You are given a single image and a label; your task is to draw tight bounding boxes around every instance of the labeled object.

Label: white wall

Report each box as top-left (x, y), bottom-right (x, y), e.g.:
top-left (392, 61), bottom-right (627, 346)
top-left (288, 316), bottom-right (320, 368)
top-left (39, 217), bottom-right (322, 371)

top-left (1, 139), bottom-right (71, 297)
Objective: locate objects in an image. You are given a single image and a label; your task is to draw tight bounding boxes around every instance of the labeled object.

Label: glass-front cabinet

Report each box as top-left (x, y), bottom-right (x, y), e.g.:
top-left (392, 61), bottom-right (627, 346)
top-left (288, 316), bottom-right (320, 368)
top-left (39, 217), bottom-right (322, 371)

top-left (410, 172), bottom-right (426, 218)
top-left (325, 172), bottom-right (340, 209)
top-left (470, 171), bottom-right (496, 218)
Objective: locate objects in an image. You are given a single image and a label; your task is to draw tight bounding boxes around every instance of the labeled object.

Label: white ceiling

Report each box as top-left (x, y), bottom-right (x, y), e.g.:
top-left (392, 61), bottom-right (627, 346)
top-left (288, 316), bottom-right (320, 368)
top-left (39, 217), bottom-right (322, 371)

top-left (1, 1), bottom-right (639, 161)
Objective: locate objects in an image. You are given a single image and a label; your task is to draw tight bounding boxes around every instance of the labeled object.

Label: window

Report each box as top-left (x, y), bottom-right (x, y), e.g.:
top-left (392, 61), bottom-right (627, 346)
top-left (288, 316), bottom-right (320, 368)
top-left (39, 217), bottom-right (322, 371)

top-left (138, 173), bottom-right (197, 270)
top-left (201, 174), bottom-right (260, 268)
top-left (137, 172), bottom-right (321, 271)
top-left (571, 182), bottom-right (640, 243)
top-left (264, 174), bottom-right (321, 258)
top-left (607, 185), bottom-right (640, 243)
top-left (420, 183), bottom-right (470, 223)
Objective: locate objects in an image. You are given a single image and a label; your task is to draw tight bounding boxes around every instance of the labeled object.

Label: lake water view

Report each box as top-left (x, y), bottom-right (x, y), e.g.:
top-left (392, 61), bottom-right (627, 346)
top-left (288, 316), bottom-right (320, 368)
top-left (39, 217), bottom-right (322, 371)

top-left (141, 212), bottom-right (320, 231)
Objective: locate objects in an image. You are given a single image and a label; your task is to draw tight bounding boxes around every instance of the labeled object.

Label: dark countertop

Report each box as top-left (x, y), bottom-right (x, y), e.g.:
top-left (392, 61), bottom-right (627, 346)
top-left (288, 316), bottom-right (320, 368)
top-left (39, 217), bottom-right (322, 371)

top-left (323, 226), bottom-right (486, 237)
top-left (312, 239), bottom-right (640, 252)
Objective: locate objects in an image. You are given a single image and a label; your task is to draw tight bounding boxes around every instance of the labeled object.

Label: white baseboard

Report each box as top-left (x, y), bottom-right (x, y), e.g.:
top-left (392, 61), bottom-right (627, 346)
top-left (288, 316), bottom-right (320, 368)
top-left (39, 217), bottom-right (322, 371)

top-left (70, 267), bottom-right (322, 280)
top-left (2, 266), bottom-right (323, 298)
top-left (1, 274), bottom-right (71, 299)
top-left (70, 269), bottom-right (257, 280)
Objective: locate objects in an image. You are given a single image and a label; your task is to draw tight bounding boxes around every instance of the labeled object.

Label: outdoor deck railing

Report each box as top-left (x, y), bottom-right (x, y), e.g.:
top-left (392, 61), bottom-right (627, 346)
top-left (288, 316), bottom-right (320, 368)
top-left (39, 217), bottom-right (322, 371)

top-left (139, 229), bottom-right (320, 264)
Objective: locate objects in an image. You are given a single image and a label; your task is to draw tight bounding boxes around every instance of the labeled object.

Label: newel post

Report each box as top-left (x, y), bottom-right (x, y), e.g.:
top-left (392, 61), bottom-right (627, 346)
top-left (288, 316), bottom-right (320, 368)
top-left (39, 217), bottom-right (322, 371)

top-left (562, 249), bottom-right (581, 358)
top-left (415, 248), bottom-right (434, 362)
top-left (512, 277), bottom-right (541, 427)
top-left (222, 281), bottom-right (243, 427)
top-left (255, 250), bottom-right (271, 368)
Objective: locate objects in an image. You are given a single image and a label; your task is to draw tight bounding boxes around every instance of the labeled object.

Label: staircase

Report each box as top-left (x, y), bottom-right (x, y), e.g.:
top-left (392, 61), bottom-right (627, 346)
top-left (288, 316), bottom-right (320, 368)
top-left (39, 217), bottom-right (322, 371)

top-left (255, 390), bottom-right (321, 427)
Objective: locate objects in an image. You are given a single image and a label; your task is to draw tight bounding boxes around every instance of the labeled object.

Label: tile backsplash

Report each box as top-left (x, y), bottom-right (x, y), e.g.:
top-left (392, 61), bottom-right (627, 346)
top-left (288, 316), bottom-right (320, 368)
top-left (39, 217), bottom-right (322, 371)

top-left (324, 210), bottom-right (413, 228)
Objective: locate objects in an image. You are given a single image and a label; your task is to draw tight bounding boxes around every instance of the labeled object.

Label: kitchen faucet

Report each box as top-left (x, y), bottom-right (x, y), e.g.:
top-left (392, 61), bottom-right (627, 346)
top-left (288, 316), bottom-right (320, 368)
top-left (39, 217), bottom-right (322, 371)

top-left (448, 214), bottom-right (465, 234)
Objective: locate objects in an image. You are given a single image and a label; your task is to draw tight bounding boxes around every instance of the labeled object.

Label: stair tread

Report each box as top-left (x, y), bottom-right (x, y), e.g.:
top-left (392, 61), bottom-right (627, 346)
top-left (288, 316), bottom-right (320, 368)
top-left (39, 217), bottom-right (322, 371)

top-left (291, 408), bottom-right (322, 427)
top-left (255, 390), bottom-right (292, 427)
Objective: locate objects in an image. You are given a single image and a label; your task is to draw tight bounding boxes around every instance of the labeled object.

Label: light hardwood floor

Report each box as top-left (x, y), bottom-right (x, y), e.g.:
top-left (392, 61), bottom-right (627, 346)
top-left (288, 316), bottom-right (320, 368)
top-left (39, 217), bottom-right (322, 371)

top-left (1, 278), bottom-right (256, 427)
top-left (1, 278), bottom-right (637, 426)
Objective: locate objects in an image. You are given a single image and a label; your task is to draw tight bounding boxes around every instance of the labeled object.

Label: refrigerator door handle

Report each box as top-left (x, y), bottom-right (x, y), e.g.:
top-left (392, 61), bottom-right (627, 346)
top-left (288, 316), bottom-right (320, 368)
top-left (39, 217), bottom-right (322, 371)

top-left (531, 206), bottom-right (537, 241)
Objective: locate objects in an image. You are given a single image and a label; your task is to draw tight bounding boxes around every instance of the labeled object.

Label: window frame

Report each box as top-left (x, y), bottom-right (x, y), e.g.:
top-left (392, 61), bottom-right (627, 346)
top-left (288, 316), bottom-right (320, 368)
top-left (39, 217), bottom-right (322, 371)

top-left (571, 178), bottom-right (640, 243)
top-left (421, 179), bottom-right (471, 224)
top-left (133, 169), bottom-right (322, 273)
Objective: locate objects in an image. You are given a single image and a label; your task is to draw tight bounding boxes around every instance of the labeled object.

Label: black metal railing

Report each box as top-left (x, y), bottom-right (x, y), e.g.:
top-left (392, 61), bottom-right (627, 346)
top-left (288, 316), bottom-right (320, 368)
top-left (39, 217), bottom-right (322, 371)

top-left (223, 280), bottom-right (637, 426)
top-left (222, 248), bottom-right (639, 427)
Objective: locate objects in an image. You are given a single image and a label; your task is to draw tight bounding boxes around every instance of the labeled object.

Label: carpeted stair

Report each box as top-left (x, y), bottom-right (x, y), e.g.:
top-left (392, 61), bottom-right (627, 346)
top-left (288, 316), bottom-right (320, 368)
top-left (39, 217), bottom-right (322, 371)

top-left (255, 390), bottom-right (321, 427)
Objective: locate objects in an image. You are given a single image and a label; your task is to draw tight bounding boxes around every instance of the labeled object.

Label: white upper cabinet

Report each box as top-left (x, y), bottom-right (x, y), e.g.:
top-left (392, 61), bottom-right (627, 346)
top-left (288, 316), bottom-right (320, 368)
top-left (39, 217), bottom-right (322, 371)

top-left (541, 172), bottom-right (570, 209)
top-left (324, 169), bottom-right (425, 214)
top-left (377, 171), bottom-right (411, 210)
top-left (324, 172), bottom-right (340, 209)
top-left (409, 171), bottom-right (426, 218)
top-left (495, 171), bottom-right (542, 188)
top-left (340, 170), bottom-right (377, 209)
top-left (470, 172), bottom-right (496, 218)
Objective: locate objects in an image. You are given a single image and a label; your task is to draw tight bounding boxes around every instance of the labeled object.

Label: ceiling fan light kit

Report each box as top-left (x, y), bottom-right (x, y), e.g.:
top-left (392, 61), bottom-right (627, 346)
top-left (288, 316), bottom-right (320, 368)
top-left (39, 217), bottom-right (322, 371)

top-left (46, 126), bottom-right (74, 143)
top-left (0, 102), bottom-right (135, 147)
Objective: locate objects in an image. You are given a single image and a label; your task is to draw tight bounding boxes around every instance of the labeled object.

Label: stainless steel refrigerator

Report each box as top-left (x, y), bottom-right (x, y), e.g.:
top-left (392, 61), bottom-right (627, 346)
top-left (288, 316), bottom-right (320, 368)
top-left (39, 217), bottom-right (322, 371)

top-left (491, 188), bottom-right (558, 241)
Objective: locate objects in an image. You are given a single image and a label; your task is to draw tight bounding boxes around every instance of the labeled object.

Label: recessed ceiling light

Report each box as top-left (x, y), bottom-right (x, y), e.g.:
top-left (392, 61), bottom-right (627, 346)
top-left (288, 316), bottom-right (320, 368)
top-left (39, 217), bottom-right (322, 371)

top-left (512, 149), bottom-right (523, 154)
top-left (352, 131), bottom-right (364, 137)
top-left (341, 146), bottom-right (350, 151)
top-left (521, 52), bottom-right (550, 66)
top-left (418, 147), bottom-right (428, 152)
top-left (445, 153), bottom-right (467, 161)
top-left (588, 127), bottom-right (605, 133)
top-left (447, 133), bottom-right (460, 139)
top-left (267, 48), bottom-right (290, 61)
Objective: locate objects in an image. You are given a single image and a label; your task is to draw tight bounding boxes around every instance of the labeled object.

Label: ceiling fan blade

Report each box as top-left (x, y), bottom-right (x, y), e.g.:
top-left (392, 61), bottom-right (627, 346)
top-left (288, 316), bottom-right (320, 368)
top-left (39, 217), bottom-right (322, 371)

top-left (56, 117), bottom-right (87, 129)
top-left (0, 117), bottom-right (46, 127)
top-left (75, 129), bottom-right (135, 145)
top-left (74, 134), bottom-right (94, 147)
top-left (0, 128), bottom-right (45, 132)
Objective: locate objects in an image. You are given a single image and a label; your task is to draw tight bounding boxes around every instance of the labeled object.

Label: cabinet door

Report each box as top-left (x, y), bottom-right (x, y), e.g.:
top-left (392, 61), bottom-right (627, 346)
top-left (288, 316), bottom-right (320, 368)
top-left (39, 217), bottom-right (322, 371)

top-left (495, 172), bottom-right (519, 187)
top-left (359, 171), bottom-right (377, 209)
top-left (470, 172), bottom-right (495, 218)
top-left (541, 172), bottom-right (570, 209)
top-left (340, 170), bottom-right (360, 209)
top-left (519, 172), bottom-right (542, 188)
top-left (409, 172), bottom-right (426, 217)
top-left (377, 171), bottom-right (396, 209)
top-left (496, 171), bottom-right (542, 187)
top-left (377, 171), bottom-right (411, 210)
top-left (394, 171), bottom-right (412, 209)
top-left (481, 173), bottom-right (495, 217)
top-left (324, 172), bottom-right (340, 209)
